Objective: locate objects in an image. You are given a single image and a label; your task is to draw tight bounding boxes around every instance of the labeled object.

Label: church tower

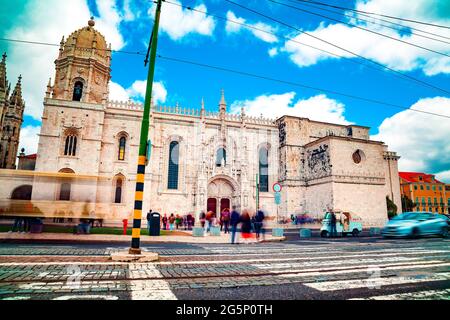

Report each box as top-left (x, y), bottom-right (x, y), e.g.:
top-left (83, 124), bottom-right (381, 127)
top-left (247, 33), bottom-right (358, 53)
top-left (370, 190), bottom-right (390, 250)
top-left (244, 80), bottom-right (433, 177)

top-left (0, 74), bottom-right (25, 169)
top-left (0, 53), bottom-right (9, 131)
top-left (48, 17), bottom-right (111, 104)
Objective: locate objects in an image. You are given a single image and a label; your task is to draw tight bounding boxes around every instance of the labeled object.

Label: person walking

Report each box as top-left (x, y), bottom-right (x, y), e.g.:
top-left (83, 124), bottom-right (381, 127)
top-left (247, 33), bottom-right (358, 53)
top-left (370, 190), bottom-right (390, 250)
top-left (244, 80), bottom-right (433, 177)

top-left (205, 211), bottom-right (213, 233)
top-left (330, 211), bottom-right (337, 238)
top-left (168, 214), bottom-right (175, 231)
top-left (254, 209), bottom-right (265, 241)
top-left (230, 206), bottom-right (240, 244)
top-left (186, 213), bottom-right (193, 230)
top-left (240, 209), bottom-right (253, 243)
top-left (222, 208), bottom-right (230, 234)
top-left (146, 209), bottom-right (153, 234)
top-left (162, 214), bottom-right (168, 230)
top-left (10, 217), bottom-right (24, 233)
top-left (200, 211), bottom-right (206, 229)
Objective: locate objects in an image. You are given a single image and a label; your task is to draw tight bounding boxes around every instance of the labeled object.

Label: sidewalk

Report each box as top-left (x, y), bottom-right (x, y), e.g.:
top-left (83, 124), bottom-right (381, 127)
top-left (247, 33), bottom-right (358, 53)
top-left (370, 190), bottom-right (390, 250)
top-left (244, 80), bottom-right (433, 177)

top-left (0, 231), bottom-right (286, 244)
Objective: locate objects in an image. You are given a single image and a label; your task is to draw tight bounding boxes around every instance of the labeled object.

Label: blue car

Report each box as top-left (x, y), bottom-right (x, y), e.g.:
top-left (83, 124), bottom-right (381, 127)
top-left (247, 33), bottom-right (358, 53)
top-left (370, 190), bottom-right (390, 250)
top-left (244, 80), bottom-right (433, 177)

top-left (382, 212), bottom-right (449, 238)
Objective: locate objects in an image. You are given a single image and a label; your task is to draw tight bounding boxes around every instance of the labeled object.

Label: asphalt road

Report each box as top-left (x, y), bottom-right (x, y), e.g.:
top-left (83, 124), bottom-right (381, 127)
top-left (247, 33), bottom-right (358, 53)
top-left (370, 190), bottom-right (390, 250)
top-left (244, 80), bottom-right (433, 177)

top-left (0, 236), bottom-right (449, 300)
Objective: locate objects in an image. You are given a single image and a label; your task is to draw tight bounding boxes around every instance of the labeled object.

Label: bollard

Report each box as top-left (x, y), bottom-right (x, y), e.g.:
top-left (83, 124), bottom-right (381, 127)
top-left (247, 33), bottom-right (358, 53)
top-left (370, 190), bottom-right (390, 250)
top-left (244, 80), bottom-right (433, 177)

top-left (210, 226), bottom-right (221, 236)
top-left (122, 219), bottom-right (128, 236)
top-left (272, 228), bottom-right (284, 237)
top-left (192, 227), bottom-right (205, 237)
top-left (300, 228), bottom-right (312, 238)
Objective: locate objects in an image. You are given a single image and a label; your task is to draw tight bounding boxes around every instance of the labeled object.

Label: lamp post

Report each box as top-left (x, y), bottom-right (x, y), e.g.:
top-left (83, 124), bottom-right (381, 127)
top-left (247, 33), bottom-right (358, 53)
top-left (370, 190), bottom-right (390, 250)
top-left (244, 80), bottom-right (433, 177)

top-left (129, 0), bottom-right (163, 255)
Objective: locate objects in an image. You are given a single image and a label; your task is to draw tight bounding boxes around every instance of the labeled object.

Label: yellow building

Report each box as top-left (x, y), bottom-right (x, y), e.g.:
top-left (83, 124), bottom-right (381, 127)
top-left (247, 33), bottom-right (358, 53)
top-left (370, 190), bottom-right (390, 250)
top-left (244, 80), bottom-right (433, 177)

top-left (399, 172), bottom-right (448, 214)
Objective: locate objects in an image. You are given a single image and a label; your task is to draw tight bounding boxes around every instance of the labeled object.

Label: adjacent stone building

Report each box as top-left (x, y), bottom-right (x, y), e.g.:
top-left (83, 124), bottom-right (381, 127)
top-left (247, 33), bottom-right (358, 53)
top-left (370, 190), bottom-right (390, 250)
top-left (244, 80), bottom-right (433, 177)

top-left (0, 53), bottom-right (25, 169)
top-left (0, 19), bottom-right (401, 227)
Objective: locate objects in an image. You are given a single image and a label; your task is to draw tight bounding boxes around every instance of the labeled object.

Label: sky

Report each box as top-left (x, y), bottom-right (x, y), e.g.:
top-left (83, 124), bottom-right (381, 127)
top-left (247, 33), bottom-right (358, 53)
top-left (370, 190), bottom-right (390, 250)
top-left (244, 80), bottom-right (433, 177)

top-left (0, 0), bottom-right (449, 182)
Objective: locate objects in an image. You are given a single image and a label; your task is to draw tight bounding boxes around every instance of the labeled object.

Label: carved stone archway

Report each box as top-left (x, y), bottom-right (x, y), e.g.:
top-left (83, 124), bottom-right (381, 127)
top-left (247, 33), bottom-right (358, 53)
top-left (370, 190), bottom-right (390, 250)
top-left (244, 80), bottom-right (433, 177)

top-left (207, 176), bottom-right (240, 215)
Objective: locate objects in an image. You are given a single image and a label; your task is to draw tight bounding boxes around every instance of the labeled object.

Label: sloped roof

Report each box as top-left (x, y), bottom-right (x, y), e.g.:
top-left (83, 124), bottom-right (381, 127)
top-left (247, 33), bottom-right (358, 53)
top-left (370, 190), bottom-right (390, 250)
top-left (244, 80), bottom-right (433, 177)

top-left (399, 172), bottom-right (444, 184)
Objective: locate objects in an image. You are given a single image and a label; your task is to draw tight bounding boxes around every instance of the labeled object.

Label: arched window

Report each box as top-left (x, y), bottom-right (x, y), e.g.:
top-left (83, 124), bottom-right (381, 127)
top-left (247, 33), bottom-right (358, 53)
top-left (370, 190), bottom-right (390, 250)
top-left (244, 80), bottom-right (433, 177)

top-left (259, 147), bottom-right (269, 192)
top-left (73, 81), bottom-right (83, 101)
top-left (167, 141), bottom-right (179, 190)
top-left (114, 178), bottom-right (123, 204)
top-left (216, 148), bottom-right (227, 167)
top-left (11, 185), bottom-right (33, 200)
top-left (59, 183), bottom-right (71, 201)
top-left (118, 137), bottom-right (126, 161)
top-left (64, 135), bottom-right (77, 156)
top-left (58, 168), bottom-right (74, 201)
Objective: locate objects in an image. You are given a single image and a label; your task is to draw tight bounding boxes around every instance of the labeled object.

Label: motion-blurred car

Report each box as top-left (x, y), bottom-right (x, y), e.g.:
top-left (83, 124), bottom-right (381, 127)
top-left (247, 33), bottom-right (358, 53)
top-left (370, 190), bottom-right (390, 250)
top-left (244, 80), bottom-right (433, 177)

top-left (382, 212), bottom-right (449, 238)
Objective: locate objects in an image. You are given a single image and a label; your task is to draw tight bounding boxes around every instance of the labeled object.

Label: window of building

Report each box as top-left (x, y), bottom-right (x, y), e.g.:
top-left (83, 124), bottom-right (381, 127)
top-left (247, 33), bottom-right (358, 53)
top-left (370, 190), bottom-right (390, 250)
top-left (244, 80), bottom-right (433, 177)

top-left (114, 177), bottom-right (123, 204)
top-left (216, 148), bottom-right (227, 167)
top-left (432, 185), bottom-right (436, 191)
top-left (439, 186), bottom-right (442, 191)
top-left (414, 185), bottom-right (418, 190)
top-left (167, 141), bottom-right (179, 190)
top-left (59, 183), bottom-right (71, 201)
top-left (118, 137), bottom-right (126, 161)
top-left (73, 81), bottom-right (83, 101)
top-left (428, 197), bottom-right (432, 205)
top-left (352, 150), bottom-right (363, 164)
top-left (421, 197), bottom-right (426, 205)
top-left (420, 185), bottom-right (424, 190)
top-left (259, 147), bottom-right (269, 193)
top-left (64, 135), bottom-right (77, 156)
top-left (347, 127), bottom-right (353, 137)
top-left (426, 185), bottom-right (430, 190)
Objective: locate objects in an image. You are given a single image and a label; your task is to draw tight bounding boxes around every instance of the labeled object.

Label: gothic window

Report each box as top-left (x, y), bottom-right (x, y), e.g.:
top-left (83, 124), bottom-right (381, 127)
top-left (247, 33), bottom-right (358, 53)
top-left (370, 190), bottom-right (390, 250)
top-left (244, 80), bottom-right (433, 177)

top-left (167, 141), bottom-right (179, 190)
top-left (216, 148), bottom-right (227, 167)
top-left (64, 134), bottom-right (78, 156)
top-left (59, 183), bottom-right (71, 201)
top-left (73, 81), bottom-right (83, 101)
top-left (114, 177), bottom-right (123, 204)
top-left (347, 127), bottom-right (353, 137)
top-left (259, 147), bottom-right (269, 193)
top-left (118, 137), bottom-right (126, 161)
top-left (58, 168), bottom-right (74, 201)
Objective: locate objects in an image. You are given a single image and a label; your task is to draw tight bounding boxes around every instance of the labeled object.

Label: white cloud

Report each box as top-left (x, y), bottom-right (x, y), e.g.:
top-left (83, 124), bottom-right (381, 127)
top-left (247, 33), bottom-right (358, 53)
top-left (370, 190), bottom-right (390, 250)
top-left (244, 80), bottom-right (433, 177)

top-left (281, 0), bottom-right (450, 75)
top-left (109, 80), bottom-right (167, 104)
top-left (371, 97), bottom-right (450, 182)
top-left (4, 0), bottom-right (126, 120)
top-left (230, 92), bottom-right (351, 125)
top-left (18, 125), bottom-right (41, 155)
top-left (109, 81), bottom-right (130, 101)
top-left (226, 11), bottom-right (278, 43)
top-left (436, 170), bottom-right (450, 183)
top-left (152, 0), bottom-right (215, 41)
top-left (268, 47), bottom-right (279, 57)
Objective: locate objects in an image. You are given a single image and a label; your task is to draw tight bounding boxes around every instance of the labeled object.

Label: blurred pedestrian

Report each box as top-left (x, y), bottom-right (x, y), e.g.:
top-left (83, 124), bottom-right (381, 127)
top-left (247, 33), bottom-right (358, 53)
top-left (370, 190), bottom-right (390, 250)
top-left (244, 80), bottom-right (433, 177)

top-left (221, 208), bottom-right (230, 234)
top-left (254, 209), bottom-right (265, 241)
top-left (186, 213), bottom-right (194, 230)
top-left (230, 206), bottom-right (240, 244)
top-left (162, 214), bottom-right (168, 230)
top-left (168, 213), bottom-right (175, 231)
top-left (10, 217), bottom-right (24, 233)
top-left (200, 211), bottom-right (206, 229)
top-left (206, 211), bottom-right (213, 233)
top-left (175, 214), bottom-right (182, 230)
top-left (330, 211), bottom-right (337, 237)
top-left (240, 209), bottom-right (253, 243)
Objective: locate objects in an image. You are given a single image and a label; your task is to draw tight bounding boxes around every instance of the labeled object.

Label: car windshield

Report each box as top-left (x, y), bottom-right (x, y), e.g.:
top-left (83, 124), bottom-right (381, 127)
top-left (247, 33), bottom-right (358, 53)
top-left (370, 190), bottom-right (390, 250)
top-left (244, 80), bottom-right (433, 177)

top-left (392, 213), bottom-right (419, 220)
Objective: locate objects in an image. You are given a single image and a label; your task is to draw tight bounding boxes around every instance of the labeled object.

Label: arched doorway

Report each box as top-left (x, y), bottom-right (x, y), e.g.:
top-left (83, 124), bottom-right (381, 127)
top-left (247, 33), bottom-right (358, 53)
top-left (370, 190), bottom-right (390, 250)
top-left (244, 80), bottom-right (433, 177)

top-left (207, 177), bottom-right (237, 215)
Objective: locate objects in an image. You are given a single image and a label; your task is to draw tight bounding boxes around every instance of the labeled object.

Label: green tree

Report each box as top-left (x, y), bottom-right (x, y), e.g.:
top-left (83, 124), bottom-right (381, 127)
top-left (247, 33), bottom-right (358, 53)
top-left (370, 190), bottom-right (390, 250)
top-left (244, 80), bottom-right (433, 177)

top-left (401, 195), bottom-right (416, 212)
top-left (387, 196), bottom-right (398, 219)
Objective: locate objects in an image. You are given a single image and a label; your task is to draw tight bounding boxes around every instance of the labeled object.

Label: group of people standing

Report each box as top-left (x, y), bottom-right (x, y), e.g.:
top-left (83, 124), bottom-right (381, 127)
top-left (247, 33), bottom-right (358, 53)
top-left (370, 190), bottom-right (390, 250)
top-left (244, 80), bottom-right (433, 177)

top-left (200, 206), bottom-right (266, 244)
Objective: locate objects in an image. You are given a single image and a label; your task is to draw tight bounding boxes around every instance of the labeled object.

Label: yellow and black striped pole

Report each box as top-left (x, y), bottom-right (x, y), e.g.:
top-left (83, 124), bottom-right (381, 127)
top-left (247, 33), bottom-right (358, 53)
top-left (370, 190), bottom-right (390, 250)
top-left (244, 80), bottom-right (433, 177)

top-left (129, 0), bottom-right (162, 255)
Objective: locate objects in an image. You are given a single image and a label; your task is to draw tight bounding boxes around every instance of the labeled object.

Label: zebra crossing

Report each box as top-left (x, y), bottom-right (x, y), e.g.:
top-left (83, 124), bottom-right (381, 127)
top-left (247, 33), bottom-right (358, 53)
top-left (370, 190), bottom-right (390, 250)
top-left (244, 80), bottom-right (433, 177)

top-left (0, 238), bottom-right (449, 300)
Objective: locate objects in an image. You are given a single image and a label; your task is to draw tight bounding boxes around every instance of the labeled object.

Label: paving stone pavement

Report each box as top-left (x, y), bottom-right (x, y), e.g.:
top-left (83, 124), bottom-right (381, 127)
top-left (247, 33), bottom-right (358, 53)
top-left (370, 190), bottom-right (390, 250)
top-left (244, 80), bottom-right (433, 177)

top-left (0, 238), bottom-right (449, 300)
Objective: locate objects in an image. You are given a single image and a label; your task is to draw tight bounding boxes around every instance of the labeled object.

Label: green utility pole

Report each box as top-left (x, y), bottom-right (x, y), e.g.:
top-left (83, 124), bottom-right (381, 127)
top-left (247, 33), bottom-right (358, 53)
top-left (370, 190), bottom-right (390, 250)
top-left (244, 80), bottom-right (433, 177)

top-left (256, 174), bottom-right (260, 211)
top-left (129, 0), bottom-right (162, 255)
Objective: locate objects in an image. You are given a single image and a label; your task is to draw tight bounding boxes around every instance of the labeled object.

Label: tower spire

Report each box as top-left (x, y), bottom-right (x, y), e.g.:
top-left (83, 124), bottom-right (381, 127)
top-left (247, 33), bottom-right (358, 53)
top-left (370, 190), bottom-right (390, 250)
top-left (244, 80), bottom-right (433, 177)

top-left (219, 89), bottom-right (227, 115)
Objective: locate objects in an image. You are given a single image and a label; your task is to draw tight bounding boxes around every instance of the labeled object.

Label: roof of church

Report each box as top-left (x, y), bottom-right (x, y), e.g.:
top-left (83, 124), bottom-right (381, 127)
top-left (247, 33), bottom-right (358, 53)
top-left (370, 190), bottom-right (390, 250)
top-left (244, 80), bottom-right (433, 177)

top-left (399, 172), bottom-right (444, 184)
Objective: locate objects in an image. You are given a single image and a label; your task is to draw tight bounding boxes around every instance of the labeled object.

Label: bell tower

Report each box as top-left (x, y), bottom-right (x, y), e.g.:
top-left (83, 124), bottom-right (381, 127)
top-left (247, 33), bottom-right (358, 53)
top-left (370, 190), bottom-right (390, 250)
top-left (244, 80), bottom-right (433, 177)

top-left (49, 17), bottom-right (111, 104)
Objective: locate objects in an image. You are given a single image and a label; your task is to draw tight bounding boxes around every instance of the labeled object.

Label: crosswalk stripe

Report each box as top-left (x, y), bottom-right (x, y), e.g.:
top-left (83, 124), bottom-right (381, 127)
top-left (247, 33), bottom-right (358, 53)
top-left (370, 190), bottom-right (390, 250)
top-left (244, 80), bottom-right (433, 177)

top-left (304, 272), bottom-right (450, 292)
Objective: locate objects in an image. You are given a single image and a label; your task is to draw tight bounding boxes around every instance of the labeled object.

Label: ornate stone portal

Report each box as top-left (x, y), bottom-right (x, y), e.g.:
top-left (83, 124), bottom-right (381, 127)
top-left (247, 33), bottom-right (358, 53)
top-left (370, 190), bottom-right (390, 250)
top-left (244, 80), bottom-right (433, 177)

top-left (207, 176), bottom-right (239, 215)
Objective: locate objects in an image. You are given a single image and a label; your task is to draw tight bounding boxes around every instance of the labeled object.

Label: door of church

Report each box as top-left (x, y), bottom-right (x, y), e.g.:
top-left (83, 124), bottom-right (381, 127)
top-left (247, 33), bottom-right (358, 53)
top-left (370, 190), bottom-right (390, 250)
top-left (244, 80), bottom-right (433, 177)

top-left (207, 198), bottom-right (217, 215)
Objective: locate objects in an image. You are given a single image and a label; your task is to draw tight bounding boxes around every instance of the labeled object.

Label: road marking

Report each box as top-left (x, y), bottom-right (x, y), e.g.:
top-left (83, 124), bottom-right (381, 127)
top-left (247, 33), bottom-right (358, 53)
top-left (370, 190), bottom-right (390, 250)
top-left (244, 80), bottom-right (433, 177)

top-left (128, 264), bottom-right (177, 300)
top-left (304, 272), bottom-right (450, 291)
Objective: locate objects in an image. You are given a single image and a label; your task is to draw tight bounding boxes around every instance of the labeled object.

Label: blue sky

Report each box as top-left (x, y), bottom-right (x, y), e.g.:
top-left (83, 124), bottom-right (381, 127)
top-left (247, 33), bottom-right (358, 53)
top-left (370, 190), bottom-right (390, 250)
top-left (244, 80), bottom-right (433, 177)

top-left (0, 0), bottom-right (449, 181)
